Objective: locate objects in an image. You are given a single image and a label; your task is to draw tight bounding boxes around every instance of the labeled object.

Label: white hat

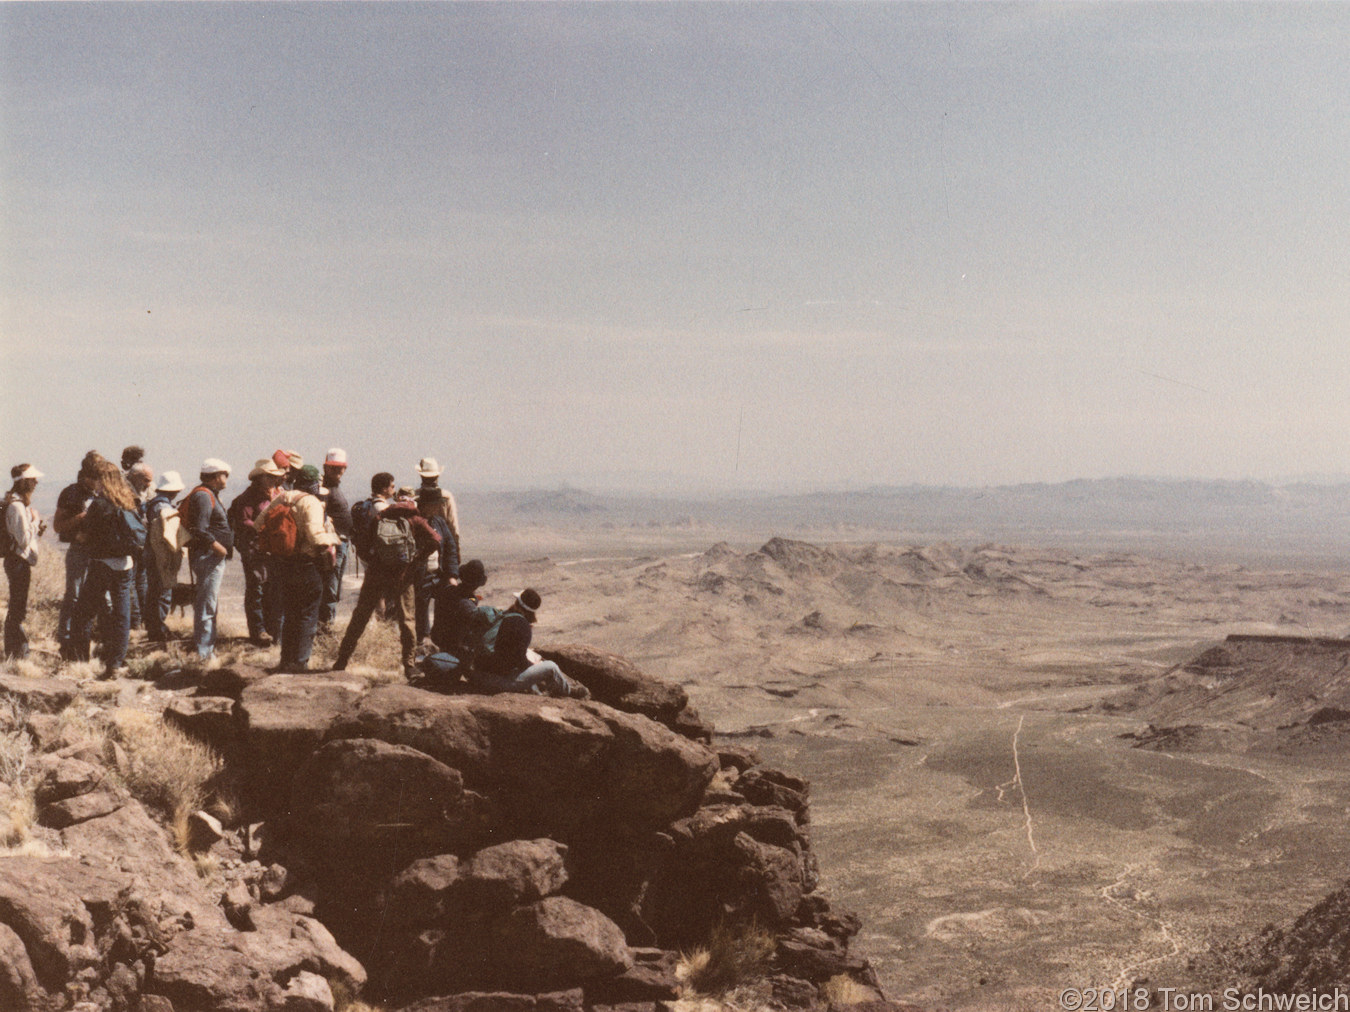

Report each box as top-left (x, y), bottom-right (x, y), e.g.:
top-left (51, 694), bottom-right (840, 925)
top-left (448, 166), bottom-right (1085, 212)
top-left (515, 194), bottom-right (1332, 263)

top-left (201, 458), bottom-right (231, 476)
top-left (325, 447), bottom-right (348, 467)
top-left (10, 464), bottom-right (42, 481)
top-left (415, 457), bottom-right (442, 478)
top-left (248, 458), bottom-right (285, 480)
top-left (155, 470), bottom-right (185, 493)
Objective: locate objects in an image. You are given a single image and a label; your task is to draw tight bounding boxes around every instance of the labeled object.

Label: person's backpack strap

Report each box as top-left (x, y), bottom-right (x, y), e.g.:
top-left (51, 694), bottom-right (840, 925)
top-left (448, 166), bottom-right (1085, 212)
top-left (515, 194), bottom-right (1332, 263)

top-left (183, 484), bottom-right (215, 527)
top-left (0, 493), bottom-right (16, 559)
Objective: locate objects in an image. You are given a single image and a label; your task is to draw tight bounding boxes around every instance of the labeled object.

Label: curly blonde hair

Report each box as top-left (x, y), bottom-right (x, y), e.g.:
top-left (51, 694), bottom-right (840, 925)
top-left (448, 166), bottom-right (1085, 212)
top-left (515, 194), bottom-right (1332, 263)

top-left (90, 459), bottom-right (137, 511)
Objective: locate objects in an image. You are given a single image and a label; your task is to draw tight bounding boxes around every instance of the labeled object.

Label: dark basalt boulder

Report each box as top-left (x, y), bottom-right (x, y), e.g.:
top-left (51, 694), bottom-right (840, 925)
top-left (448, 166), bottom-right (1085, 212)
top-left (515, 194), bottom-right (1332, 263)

top-left (289, 737), bottom-right (493, 874)
top-left (535, 645), bottom-right (713, 742)
top-left (327, 687), bottom-right (719, 841)
top-left (490, 896), bottom-right (633, 992)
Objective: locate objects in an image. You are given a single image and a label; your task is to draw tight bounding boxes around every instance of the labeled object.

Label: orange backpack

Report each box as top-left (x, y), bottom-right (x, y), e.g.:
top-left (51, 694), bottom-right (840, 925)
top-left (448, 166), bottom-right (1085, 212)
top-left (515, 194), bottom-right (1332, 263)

top-left (257, 498), bottom-right (301, 557)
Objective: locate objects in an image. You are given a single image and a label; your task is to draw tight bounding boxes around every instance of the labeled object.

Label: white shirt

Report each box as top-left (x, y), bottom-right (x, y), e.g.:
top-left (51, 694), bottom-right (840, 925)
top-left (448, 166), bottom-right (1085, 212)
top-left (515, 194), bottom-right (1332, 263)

top-left (4, 498), bottom-right (41, 566)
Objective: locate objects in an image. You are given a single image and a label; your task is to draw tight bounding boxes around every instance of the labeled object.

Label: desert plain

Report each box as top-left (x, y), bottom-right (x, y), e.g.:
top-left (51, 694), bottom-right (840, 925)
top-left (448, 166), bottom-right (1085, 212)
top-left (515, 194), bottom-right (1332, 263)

top-left (462, 483), bottom-right (1350, 1009)
top-left (10, 479), bottom-right (1350, 1010)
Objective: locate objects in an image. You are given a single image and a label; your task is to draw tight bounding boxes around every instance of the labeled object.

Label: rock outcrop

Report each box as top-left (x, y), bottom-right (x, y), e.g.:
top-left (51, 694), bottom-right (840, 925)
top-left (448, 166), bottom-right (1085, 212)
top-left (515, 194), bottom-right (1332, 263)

top-left (1, 644), bottom-right (883, 1011)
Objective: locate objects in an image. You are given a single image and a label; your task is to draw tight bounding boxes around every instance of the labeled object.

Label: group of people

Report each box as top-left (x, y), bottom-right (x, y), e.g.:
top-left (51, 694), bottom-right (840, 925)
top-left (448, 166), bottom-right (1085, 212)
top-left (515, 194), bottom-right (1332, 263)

top-left (1, 447), bottom-right (587, 699)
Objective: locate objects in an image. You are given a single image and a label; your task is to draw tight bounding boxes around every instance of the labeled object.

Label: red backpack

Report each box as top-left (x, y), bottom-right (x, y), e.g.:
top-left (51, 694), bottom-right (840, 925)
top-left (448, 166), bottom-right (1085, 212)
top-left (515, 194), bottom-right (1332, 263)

top-left (257, 498), bottom-right (301, 557)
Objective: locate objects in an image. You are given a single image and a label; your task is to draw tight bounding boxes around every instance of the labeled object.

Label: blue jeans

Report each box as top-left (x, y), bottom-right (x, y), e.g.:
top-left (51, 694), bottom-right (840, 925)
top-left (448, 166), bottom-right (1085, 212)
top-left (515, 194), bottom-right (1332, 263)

top-left (320, 540), bottom-right (348, 628)
top-left (240, 547), bottom-right (272, 641)
top-left (472, 660), bottom-right (579, 698)
top-left (58, 543), bottom-right (90, 656)
top-left (143, 550), bottom-right (173, 641)
top-left (4, 556), bottom-right (32, 659)
top-left (190, 550), bottom-right (227, 658)
top-left (73, 560), bottom-right (132, 672)
top-left (129, 556), bottom-right (147, 629)
top-left (277, 557), bottom-right (323, 669)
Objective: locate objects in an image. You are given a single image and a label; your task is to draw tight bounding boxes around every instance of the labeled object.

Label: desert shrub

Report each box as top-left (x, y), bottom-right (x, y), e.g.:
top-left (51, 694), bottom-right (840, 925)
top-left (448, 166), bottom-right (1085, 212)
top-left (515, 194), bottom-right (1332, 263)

top-left (677, 918), bottom-right (777, 996)
top-left (124, 651), bottom-right (180, 682)
top-left (111, 710), bottom-right (223, 824)
top-left (819, 973), bottom-right (877, 1005)
top-left (0, 700), bottom-right (32, 787)
top-left (331, 980), bottom-right (387, 1012)
top-left (0, 700), bottom-right (36, 848)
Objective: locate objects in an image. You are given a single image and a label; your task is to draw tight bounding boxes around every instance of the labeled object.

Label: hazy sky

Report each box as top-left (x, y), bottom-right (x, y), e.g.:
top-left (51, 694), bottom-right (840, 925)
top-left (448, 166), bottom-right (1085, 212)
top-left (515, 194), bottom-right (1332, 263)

top-left (4, 3), bottom-right (1349, 492)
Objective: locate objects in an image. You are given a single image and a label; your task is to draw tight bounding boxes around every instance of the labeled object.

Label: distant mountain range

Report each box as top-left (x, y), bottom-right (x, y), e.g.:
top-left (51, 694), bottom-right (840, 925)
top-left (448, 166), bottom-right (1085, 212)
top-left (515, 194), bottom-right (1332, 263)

top-left (27, 478), bottom-right (1350, 565)
top-left (460, 478), bottom-right (1350, 564)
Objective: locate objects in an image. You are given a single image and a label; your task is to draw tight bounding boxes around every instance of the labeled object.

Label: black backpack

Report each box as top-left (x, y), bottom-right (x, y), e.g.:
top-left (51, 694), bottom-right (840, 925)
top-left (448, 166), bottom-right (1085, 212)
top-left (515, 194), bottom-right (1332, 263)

top-left (0, 494), bottom-right (16, 558)
top-left (350, 498), bottom-right (376, 559)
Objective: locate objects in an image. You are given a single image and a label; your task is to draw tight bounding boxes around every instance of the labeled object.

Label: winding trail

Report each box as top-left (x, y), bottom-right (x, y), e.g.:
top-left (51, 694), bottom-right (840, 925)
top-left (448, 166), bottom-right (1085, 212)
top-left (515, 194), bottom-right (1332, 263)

top-left (1098, 864), bottom-right (1186, 989)
top-left (993, 714), bottom-right (1042, 879)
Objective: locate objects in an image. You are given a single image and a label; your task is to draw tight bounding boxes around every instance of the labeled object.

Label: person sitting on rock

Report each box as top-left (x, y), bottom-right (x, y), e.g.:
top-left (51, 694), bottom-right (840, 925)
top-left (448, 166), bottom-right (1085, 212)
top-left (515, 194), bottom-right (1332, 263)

top-left (417, 558), bottom-right (488, 691)
top-left (467, 588), bottom-right (588, 698)
top-left (430, 557), bottom-right (486, 658)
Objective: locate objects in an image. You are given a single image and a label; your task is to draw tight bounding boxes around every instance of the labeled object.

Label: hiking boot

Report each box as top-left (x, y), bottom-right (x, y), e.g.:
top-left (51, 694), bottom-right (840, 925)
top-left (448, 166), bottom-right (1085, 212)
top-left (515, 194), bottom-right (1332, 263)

top-left (403, 664), bottom-right (419, 681)
top-left (567, 682), bottom-right (591, 700)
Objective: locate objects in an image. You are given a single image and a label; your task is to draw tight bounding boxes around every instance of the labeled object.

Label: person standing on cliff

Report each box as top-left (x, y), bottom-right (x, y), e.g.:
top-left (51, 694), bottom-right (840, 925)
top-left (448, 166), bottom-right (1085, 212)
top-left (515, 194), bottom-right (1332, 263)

top-left (333, 472), bottom-right (439, 679)
top-left (229, 458), bottom-right (285, 646)
top-left (320, 448), bottom-right (353, 631)
top-left (52, 451), bottom-right (105, 659)
top-left (415, 457), bottom-right (461, 556)
top-left (3, 464), bottom-right (44, 659)
top-left (183, 459), bottom-right (234, 660)
top-left (257, 465), bottom-right (339, 673)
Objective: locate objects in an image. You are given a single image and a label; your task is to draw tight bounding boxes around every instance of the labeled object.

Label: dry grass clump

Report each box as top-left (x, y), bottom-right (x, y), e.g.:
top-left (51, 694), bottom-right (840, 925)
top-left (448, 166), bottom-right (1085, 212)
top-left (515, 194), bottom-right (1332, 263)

top-left (0, 657), bottom-right (49, 679)
top-left (0, 702), bottom-right (33, 786)
top-left (330, 980), bottom-right (388, 1012)
top-left (0, 699), bottom-right (37, 849)
top-left (677, 919), bottom-right (778, 997)
top-left (111, 710), bottom-right (224, 830)
top-left (818, 973), bottom-right (879, 1005)
top-left (124, 650), bottom-right (181, 682)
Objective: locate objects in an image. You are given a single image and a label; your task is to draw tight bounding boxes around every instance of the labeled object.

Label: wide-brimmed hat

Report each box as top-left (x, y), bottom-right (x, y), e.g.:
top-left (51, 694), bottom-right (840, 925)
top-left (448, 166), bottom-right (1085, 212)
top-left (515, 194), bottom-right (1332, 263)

top-left (415, 457), bottom-right (443, 478)
top-left (325, 448), bottom-right (348, 467)
top-left (249, 458), bottom-right (286, 481)
top-left (155, 470), bottom-right (185, 493)
top-left (272, 449), bottom-right (303, 471)
top-left (9, 464), bottom-right (42, 481)
top-left (201, 458), bottom-right (231, 476)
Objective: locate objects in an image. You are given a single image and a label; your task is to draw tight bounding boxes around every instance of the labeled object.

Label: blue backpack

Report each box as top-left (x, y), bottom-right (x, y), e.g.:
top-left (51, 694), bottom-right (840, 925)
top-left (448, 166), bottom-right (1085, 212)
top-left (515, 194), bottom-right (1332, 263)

top-left (89, 498), bottom-right (147, 558)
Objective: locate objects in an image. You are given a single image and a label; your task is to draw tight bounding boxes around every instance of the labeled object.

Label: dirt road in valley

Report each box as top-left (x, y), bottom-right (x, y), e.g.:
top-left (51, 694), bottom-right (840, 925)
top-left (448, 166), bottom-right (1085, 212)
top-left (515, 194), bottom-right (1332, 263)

top-left (488, 538), bottom-right (1350, 1009)
top-left (743, 679), bottom-right (1350, 1010)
